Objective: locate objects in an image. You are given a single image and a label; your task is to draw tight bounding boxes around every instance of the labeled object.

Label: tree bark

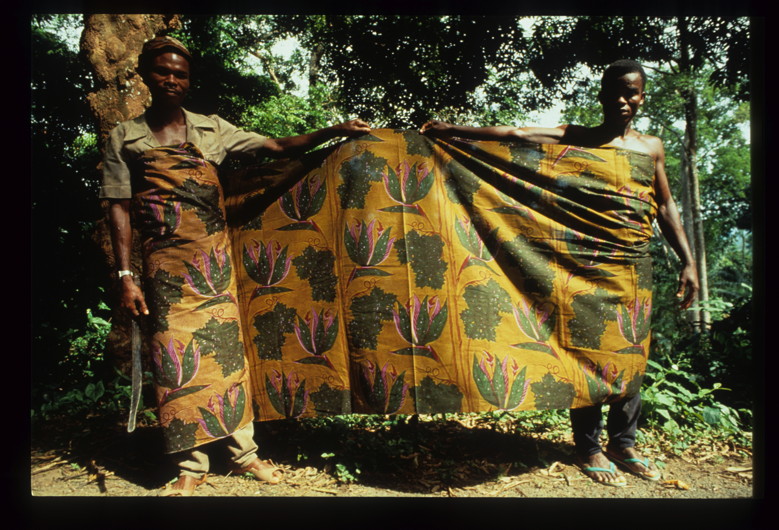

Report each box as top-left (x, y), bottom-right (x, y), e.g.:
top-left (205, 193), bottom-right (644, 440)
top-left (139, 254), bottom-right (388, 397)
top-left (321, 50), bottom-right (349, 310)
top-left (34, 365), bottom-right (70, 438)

top-left (679, 17), bottom-right (711, 329)
top-left (81, 13), bottom-right (182, 374)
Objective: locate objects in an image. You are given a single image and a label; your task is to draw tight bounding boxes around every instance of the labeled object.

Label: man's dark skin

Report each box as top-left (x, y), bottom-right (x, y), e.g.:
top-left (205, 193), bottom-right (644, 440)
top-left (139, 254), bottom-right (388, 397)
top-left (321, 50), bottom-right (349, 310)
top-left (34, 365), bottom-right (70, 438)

top-left (107, 50), bottom-right (370, 493)
top-left (421, 70), bottom-right (699, 484)
top-left (109, 51), bottom-right (371, 320)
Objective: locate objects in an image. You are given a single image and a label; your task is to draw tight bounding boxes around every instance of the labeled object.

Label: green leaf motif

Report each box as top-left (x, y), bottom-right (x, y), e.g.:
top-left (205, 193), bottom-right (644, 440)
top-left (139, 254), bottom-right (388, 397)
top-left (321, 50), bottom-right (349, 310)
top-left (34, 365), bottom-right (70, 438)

top-left (443, 159), bottom-right (481, 206)
top-left (500, 234), bottom-right (556, 297)
top-left (568, 287), bottom-right (619, 350)
top-left (337, 149), bottom-right (387, 209)
top-left (347, 287), bottom-right (398, 350)
top-left (508, 144), bottom-right (545, 173)
top-left (195, 293), bottom-right (234, 310)
top-left (635, 256), bottom-right (653, 291)
top-left (506, 366), bottom-right (529, 410)
top-left (163, 418), bottom-right (199, 453)
top-left (624, 149), bottom-right (655, 186)
top-left (160, 384), bottom-right (209, 406)
top-left (395, 238), bottom-right (408, 264)
top-left (392, 346), bottom-right (437, 359)
top-left (292, 246), bottom-right (337, 302)
top-left (512, 341), bottom-right (555, 356)
top-left (403, 230), bottom-right (448, 289)
top-left (624, 372), bottom-right (644, 398)
top-left (413, 376), bottom-right (464, 414)
top-left (193, 318), bottom-right (245, 377)
top-left (460, 278), bottom-right (512, 341)
top-left (402, 130), bottom-right (435, 157)
top-left (177, 179), bottom-right (225, 235)
top-left (198, 405), bottom-right (228, 438)
top-left (145, 269), bottom-right (184, 335)
top-left (616, 346), bottom-right (645, 355)
top-left (265, 371), bottom-right (309, 419)
top-left (352, 267), bottom-right (391, 279)
top-left (310, 383), bottom-right (352, 415)
top-left (277, 222), bottom-right (318, 231)
top-left (295, 356), bottom-right (332, 366)
top-left (530, 372), bottom-right (576, 410)
top-left (253, 303), bottom-right (298, 360)
top-left (379, 205), bottom-right (421, 214)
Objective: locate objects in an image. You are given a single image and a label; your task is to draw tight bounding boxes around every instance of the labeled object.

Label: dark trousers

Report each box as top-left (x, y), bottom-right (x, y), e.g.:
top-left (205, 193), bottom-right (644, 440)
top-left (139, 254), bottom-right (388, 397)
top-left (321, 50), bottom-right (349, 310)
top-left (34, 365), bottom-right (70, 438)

top-left (569, 393), bottom-right (642, 457)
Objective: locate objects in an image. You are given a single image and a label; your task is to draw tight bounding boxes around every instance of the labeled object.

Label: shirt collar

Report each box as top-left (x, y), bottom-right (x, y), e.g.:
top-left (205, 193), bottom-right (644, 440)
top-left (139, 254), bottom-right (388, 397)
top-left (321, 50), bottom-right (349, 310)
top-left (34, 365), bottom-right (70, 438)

top-left (121, 108), bottom-right (215, 148)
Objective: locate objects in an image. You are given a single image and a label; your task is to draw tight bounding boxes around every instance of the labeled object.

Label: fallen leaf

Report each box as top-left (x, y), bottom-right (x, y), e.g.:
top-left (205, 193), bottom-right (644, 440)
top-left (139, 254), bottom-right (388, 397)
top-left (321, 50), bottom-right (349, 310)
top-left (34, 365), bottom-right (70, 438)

top-left (662, 480), bottom-right (690, 490)
top-left (725, 466), bottom-right (752, 473)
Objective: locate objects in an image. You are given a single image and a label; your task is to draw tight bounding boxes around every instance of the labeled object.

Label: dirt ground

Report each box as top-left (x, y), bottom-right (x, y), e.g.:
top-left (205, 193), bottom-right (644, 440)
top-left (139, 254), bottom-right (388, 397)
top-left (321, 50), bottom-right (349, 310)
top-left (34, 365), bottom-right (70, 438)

top-left (30, 412), bottom-right (754, 500)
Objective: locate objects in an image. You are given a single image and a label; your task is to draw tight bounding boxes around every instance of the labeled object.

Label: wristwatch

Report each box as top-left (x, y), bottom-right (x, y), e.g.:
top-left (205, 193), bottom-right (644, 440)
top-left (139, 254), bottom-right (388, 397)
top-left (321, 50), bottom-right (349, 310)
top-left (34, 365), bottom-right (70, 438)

top-left (117, 270), bottom-right (134, 279)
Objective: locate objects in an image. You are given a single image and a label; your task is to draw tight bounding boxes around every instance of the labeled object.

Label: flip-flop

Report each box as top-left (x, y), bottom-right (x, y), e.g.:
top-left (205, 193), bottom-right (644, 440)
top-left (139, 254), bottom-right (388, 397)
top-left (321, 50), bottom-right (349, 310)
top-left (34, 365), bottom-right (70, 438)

top-left (605, 451), bottom-right (662, 481)
top-left (232, 458), bottom-right (283, 484)
top-left (160, 474), bottom-right (207, 496)
top-left (579, 461), bottom-right (628, 487)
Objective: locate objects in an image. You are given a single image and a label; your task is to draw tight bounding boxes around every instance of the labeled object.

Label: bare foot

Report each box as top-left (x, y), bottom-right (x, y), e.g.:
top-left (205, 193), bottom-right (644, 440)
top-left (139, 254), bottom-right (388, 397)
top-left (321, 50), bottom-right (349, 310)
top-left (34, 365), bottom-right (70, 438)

top-left (605, 445), bottom-right (661, 480)
top-left (578, 451), bottom-right (627, 486)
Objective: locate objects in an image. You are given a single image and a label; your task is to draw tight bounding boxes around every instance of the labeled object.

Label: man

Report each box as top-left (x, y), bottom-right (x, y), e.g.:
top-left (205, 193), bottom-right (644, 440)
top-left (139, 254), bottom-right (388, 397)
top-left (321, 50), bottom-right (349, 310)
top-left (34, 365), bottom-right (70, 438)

top-left (101, 35), bottom-right (370, 496)
top-left (420, 59), bottom-right (698, 486)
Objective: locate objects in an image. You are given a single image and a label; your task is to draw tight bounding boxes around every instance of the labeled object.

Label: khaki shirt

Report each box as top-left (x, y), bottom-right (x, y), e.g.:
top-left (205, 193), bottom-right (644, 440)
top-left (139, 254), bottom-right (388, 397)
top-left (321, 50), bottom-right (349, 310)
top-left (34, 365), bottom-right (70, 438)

top-left (99, 109), bottom-right (268, 199)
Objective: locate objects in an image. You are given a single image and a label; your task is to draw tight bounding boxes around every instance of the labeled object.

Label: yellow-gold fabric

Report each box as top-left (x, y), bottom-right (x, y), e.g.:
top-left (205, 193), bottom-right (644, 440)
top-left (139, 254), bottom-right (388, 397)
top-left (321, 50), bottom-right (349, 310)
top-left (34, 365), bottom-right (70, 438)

top-left (224, 129), bottom-right (658, 419)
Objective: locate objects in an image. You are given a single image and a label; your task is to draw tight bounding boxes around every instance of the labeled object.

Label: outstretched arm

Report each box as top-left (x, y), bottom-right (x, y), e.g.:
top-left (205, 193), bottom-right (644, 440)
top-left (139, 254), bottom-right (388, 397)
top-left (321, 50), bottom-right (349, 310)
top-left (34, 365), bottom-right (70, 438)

top-left (652, 139), bottom-right (699, 309)
top-left (107, 199), bottom-right (148, 317)
top-left (419, 119), bottom-right (567, 144)
top-left (259, 119), bottom-right (371, 159)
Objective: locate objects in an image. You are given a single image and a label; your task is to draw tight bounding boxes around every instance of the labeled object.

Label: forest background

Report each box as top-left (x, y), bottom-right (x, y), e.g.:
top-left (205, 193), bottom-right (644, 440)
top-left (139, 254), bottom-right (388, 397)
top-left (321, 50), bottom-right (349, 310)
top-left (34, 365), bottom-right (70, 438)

top-left (30, 13), bottom-right (759, 493)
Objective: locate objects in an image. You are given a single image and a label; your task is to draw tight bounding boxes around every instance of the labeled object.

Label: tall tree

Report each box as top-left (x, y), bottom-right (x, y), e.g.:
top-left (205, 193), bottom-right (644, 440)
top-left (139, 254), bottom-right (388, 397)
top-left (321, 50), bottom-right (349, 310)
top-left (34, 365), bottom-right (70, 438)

top-left (80, 13), bottom-right (183, 370)
top-left (267, 15), bottom-right (528, 127)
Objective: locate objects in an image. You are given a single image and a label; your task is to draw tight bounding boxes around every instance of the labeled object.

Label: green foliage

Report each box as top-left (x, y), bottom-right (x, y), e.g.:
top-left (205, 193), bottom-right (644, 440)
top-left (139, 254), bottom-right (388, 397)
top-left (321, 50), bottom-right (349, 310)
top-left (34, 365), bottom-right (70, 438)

top-left (641, 358), bottom-right (751, 451)
top-left (32, 16), bottom-right (751, 455)
top-left (32, 16), bottom-right (109, 395)
top-left (271, 15), bottom-right (527, 127)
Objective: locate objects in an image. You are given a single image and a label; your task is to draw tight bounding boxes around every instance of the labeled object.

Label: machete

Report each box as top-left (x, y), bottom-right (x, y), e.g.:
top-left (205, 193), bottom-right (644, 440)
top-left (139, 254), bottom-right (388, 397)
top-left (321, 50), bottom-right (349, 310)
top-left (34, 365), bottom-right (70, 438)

top-left (127, 318), bottom-right (143, 433)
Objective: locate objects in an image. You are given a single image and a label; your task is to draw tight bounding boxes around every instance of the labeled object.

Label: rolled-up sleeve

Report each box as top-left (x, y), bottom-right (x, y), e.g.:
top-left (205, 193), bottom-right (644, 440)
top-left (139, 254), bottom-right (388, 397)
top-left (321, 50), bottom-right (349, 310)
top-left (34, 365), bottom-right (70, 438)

top-left (99, 124), bottom-right (132, 199)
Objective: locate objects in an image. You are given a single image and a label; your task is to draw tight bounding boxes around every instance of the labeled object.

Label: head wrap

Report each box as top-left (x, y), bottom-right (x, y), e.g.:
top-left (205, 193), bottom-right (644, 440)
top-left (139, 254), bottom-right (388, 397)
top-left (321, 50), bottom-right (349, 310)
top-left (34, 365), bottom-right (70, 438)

top-left (139, 35), bottom-right (192, 65)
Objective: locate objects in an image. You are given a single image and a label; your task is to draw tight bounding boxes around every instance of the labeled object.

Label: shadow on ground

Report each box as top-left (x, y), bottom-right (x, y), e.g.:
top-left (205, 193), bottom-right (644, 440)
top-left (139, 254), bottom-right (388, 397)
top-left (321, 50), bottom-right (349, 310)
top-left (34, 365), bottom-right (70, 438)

top-left (32, 413), bottom-right (576, 494)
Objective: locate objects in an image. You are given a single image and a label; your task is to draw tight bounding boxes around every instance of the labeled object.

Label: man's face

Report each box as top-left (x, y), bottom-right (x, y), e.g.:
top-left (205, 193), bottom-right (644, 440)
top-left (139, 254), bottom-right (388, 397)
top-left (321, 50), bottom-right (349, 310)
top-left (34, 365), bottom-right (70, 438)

top-left (143, 52), bottom-right (190, 106)
top-left (598, 72), bottom-right (645, 125)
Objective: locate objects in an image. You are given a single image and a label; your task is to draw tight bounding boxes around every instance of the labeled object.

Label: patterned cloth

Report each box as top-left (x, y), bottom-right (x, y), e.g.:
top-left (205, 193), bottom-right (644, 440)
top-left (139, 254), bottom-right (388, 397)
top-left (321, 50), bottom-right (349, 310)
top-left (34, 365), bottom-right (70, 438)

top-left (224, 129), bottom-right (658, 420)
top-left (134, 144), bottom-right (253, 453)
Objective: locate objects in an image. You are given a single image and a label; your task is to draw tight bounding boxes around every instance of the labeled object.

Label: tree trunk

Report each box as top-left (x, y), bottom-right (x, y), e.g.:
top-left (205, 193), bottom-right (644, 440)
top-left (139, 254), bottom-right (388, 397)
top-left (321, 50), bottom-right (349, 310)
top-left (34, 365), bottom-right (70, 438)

top-left (81, 13), bottom-right (182, 374)
top-left (678, 17), bottom-right (711, 329)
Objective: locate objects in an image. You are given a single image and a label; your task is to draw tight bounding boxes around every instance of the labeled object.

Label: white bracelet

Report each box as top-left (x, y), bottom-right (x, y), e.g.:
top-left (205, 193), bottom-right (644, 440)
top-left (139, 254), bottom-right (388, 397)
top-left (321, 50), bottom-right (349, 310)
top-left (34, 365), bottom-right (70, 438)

top-left (117, 270), bottom-right (134, 279)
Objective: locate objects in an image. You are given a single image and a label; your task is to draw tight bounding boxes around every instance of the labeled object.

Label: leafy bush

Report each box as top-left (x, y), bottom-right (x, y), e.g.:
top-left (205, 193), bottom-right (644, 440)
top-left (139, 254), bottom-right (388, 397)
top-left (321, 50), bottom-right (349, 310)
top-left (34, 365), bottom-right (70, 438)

top-left (640, 357), bottom-right (751, 452)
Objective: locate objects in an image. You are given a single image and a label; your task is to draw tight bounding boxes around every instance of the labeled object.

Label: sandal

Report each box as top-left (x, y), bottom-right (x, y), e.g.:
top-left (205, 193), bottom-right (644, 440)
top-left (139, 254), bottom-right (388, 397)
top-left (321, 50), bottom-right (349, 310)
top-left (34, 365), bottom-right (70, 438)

top-left (578, 459), bottom-right (628, 487)
top-left (605, 450), bottom-right (662, 481)
top-left (231, 458), bottom-right (282, 484)
top-left (160, 474), bottom-right (207, 497)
